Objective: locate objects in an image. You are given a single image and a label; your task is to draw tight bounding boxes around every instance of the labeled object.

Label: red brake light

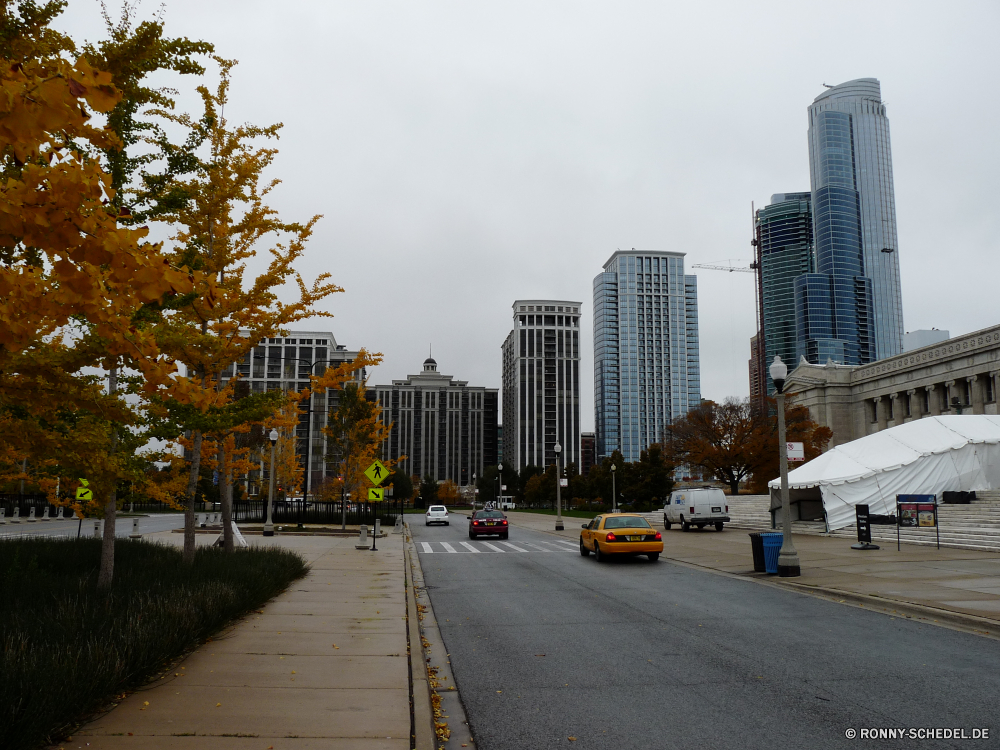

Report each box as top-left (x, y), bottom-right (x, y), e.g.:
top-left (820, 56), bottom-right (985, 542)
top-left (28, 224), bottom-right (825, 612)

top-left (606, 531), bottom-right (616, 541)
top-left (473, 520), bottom-right (480, 525)
top-left (502, 519), bottom-right (508, 525)
top-left (690, 507), bottom-right (695, 514)
top-left (725, 505), bottom-right (729, 513)
top-left (655, 531), bottom-right (662, 541)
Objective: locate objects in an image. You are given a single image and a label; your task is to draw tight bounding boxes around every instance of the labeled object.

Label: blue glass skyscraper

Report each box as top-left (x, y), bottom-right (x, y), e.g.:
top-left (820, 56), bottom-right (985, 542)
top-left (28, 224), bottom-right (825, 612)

top-left (796, 78), bottom-right (903, 365)
top-left (593, 250), bottom-right (700, 463)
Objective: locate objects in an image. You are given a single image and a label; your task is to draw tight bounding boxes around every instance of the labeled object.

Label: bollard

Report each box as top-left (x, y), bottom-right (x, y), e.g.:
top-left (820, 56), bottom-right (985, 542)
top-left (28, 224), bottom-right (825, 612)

top-left (11, 506), bottom-right (20, 523)
top-left (27, 507), bottom-right (36, 522)
top-left (93, 520), bottom-right (101, 538)
top-left (56, 506), bottom-right (64, 519)
top-left (394, 515), bottom-right (403, 534)
top-left (130, 517), bottom-right (142, 540)
top-left (0, 508), bottom-right (5, 524)
top-left (374, 518), bottom-right (381, 537)
top-left (356, 524), bottom-right (369, 549)
top-left (42, 506), bottom-right (50, 520)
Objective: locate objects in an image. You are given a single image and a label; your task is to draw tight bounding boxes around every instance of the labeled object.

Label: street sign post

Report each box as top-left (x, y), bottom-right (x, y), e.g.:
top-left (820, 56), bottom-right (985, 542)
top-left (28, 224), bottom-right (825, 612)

top-left (364, 460), bottom-right (390, 551)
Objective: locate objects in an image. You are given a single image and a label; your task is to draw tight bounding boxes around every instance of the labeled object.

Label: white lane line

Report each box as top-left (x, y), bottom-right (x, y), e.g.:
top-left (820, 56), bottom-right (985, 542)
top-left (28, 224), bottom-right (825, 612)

top-left (420, 542), bottom-right (434, 553)
top-left (500, 541), bottom-right (529, 552)
top-left (441, 542), bottom-right (458, 553)
top-left (459, 542), bottom-right (481, 553)
top-left (481, 542), bottom-right (506, 552)
top-left (520, 542), bottom-right (551, 552)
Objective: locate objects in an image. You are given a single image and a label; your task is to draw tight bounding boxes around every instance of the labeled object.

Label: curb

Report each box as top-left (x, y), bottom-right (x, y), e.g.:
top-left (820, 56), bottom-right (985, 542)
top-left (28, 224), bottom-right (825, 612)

top-left (771, 580), bottom-right (1000, 638)
top-left (405, 524), bottom-right (475, 750)
top-left (405, 535), bottom-right (437, 750)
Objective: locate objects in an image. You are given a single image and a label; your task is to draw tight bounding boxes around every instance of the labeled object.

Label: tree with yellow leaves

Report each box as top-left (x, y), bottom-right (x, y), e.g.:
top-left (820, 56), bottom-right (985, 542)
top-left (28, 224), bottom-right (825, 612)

top-left (147, 59), bottom-right (347, 558)
top-left (0, 2), bottom-right (203, 588)
top-left (322, 359), bottom-right (396, 515)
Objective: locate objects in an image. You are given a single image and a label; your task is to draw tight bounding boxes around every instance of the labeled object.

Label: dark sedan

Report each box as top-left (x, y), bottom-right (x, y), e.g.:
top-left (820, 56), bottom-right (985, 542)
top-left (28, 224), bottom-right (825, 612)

top-left (468, 510), bottom-right (509, 539)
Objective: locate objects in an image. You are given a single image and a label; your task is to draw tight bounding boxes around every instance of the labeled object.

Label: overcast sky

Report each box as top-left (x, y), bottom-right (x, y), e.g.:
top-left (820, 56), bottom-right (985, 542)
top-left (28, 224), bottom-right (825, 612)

top-left (62, 1), bottom-right (1000, 430)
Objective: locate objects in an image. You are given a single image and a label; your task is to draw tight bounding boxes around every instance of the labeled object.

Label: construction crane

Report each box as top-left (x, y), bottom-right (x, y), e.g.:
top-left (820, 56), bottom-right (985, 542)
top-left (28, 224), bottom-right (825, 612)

top-left (692, 245), bottom-right (766, 408)
top-left (691, 263), bottom-right (756, 273)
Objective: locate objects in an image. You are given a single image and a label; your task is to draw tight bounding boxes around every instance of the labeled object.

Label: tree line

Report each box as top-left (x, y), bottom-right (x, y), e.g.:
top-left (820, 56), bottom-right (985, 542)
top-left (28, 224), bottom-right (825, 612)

top-left (463, 397), bottom-right (831, 511)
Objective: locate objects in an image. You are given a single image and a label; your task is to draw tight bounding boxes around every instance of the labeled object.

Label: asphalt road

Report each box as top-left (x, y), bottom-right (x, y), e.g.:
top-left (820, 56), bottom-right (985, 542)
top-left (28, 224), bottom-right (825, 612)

top-left (412, 519), bottom-right (1000, 750)
top-left (0, 513), bottom-right (185, 539)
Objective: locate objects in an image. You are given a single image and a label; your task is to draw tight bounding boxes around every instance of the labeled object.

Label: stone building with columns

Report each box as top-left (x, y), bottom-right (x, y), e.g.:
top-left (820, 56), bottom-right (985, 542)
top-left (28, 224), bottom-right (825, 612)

top-left (784, 323), bottom-right (1000, 449)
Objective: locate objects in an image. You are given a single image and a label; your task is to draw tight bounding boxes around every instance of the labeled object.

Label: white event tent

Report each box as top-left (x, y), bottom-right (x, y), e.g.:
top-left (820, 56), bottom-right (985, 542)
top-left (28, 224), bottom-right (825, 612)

top-left (768, 415), bottom-right (1000, 530)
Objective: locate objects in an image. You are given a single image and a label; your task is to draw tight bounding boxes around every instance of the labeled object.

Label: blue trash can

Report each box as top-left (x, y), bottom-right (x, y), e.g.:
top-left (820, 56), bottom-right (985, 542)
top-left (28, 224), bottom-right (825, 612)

top-left (761, 532), bottom-right (783, 575)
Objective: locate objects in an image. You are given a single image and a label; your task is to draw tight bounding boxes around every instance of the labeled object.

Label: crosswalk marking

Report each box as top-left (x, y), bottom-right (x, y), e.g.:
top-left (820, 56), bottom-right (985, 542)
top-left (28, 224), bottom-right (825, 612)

top-left (500, 541), bottom-right (529, 552)
top-left (416, 539), bottom-right (575, 554)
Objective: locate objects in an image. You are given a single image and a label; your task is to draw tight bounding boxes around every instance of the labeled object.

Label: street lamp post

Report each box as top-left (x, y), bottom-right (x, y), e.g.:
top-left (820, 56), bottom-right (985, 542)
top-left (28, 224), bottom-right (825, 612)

top-left (769, 356), bottom-right (800, 577)
top-left (554, 443), bottom-right (563, 531)
top-left (495, 462), bottom-right (503, 510)
top-left (263, 428), bottom-right (279, 537)
top-left (610, 463), bottom-right (617, 513)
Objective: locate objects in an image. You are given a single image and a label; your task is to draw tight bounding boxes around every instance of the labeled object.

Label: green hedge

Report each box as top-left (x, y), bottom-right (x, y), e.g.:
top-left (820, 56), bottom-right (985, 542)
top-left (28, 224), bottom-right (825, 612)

top-left (0, 538), bottom-right (307, 750)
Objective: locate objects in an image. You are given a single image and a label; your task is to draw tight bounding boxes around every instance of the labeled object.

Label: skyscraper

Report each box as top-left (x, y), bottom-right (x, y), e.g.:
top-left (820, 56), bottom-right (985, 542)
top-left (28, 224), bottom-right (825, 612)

top-left (593, 250), bottom-right (700, 463)
top-left (757, 192), bottom-right (814, 392)
top-left (501, 300), bottom-right (582, 471)
top-left (796, 78), bottom-right (903, 365)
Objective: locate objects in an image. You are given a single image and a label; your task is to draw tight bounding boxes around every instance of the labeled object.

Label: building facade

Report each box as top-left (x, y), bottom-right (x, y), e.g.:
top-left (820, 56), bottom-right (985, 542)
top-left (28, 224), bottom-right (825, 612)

top-left (221, 330), bottom-right (363, 495)
top-left (372, 359), bottom-right (497, 486)
top-left (757, 192), bottom-right (814, 394)
top-left (786, 324), bottom-right (1000, 449)
top-left (501, 300), bottom-right (582, 472)
top-left (593, 250), bottom-right (701, 463)
top-left (796, 78), bottom-right (903, 366)
top-left (580, 432), bottom-right (596, 477)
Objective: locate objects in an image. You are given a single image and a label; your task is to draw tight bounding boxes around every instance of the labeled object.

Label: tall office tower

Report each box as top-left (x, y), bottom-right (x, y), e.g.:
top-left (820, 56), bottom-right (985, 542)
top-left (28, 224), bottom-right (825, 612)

top-left (757, 192), bottom-right (814, 392)
top-left (501, 300), bottom-right (582, 472)
top-left (796, 78), bottom-right (903, 365)
top-left (748, 334), bottom-right (763, 399)
top-left (593, 251), bottom-right (701, 463)
top-left (372, 359), bottom-right (498, 486)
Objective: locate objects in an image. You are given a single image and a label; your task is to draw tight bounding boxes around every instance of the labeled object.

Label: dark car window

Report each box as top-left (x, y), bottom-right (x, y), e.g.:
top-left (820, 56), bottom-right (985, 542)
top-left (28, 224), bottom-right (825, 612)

top-left (591, 517), bottom-right (602, 529)
top-left (604, 516), bottom-right (652, 529)
top-left (475, 511), bottom-right (505, 519)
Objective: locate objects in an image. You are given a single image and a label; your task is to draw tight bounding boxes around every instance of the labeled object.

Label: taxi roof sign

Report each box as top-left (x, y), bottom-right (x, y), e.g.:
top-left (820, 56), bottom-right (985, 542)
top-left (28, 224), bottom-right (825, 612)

top-left (364, 460), bottom-right (389, 486)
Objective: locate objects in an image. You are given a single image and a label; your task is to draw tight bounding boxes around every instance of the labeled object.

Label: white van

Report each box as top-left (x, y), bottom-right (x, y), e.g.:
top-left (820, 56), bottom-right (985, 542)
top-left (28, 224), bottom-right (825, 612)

top-left (663, 488), bottom-right (730, 531)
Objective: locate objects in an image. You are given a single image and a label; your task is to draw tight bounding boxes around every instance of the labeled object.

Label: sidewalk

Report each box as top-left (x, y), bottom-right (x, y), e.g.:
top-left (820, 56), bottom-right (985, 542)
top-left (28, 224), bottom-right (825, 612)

top-left (504, 511), bottom-right (1000, 633)
top-left (64, 530), bottom-right (413, 750)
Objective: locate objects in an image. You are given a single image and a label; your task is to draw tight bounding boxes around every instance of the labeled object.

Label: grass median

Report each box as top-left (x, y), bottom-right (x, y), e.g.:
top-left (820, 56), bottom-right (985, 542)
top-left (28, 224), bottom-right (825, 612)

top-left (0, 537), bottom-right (307, 750)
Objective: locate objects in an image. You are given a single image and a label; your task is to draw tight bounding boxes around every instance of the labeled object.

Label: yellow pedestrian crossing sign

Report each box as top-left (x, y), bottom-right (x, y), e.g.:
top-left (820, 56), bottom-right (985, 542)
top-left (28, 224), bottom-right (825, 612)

top-left (75, 479), bottom-right (93, 502)
top-left (368, 487), bottom-right (385, 502)
top-left (364, 460), bottom-right (389, 486)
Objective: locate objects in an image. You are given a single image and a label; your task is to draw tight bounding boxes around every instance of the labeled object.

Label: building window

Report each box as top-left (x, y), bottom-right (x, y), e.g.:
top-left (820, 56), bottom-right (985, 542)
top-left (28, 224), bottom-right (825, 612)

top-left (922, 390), bottom-right (930, 414)
top-left (987, 376), bottom-right (996, 403)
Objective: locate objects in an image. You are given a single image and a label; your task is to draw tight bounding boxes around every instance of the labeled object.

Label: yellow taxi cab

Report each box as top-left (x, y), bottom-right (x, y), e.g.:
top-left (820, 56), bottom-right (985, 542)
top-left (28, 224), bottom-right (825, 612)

top-left (579, 513), bottom-right (663, 562)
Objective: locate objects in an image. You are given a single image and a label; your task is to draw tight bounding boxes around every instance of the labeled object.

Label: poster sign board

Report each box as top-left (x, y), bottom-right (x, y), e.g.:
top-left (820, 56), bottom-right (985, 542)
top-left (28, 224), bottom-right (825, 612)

top-left (896, 494), bottom-right (939, 550)
top-left (787, 442), bottom-right (805, 462)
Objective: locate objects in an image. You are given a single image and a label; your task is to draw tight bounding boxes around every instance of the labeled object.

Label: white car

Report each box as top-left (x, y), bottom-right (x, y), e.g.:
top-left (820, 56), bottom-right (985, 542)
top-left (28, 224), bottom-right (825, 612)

top-left (425, 505), bottom-right (450, 526)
